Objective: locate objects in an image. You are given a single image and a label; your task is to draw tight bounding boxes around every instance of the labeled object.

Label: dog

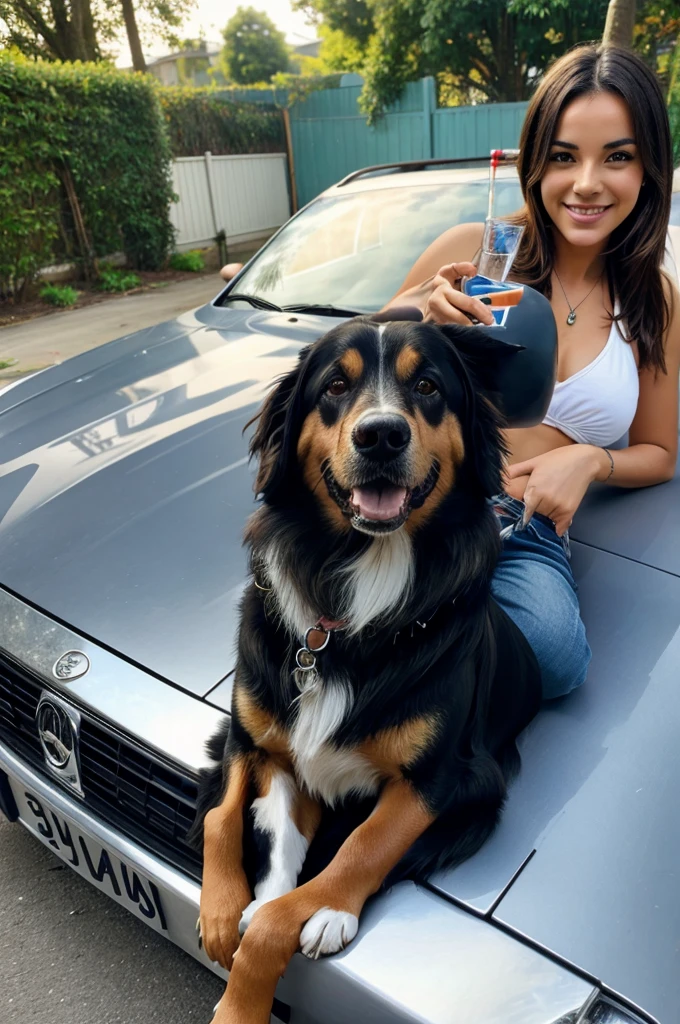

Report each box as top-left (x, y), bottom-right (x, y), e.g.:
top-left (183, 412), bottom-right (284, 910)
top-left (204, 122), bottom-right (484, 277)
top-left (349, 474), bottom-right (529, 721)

top-left (193, 313), bottom-right (542, 1024)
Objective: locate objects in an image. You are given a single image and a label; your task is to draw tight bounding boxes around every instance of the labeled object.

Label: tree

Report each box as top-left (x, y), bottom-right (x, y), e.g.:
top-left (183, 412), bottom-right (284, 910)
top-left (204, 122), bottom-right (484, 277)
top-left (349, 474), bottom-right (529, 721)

top-left (315, 22), bottom-right (366, 73)
top-left (120, 0), bottom-right (146, 70)
top-left (294, 0), bottom-right (375, 48)
top-left (220, 6), bottom-right (290, 84)
top-left (0, 0), bottom-right (195, 67)
top-left (295, 0), bottom-right (610, 118)
top-left (603, 0), bottom-right (637, 46)
top-left (0, 1), bottom-right (102, 62)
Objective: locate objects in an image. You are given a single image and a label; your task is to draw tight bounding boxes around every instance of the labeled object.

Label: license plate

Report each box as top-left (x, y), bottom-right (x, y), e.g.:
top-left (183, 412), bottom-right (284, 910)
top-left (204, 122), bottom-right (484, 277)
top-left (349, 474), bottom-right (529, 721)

top-left (10, 782), bottom-right (168, 933)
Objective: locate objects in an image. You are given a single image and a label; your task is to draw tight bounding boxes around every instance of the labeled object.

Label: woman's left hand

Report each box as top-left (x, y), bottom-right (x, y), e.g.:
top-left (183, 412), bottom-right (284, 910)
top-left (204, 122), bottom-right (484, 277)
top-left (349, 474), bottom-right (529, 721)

top-left (504, 445), bottom-right (610, 536)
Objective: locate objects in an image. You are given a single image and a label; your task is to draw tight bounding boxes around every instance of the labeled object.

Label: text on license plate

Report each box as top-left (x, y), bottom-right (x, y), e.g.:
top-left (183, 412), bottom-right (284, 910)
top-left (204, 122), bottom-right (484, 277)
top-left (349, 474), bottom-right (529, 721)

top-left (17, 787), bottom-right (167, 931)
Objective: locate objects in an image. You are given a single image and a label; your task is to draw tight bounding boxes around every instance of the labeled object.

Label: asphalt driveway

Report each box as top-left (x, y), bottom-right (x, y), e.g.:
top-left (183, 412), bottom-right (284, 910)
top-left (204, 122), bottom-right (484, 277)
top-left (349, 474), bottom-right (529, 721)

top-left (0, 813), bottom-right (223, 1023)
top-left (0, 276), bottom-right (222, 383)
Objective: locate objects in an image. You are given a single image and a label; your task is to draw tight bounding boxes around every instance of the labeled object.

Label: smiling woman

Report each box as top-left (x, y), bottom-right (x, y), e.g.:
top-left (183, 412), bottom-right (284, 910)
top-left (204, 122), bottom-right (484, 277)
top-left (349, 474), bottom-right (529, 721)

top-left (389, 44), bottom-right (680, 702)
top-left (507, 61), bottom-right (670, 374)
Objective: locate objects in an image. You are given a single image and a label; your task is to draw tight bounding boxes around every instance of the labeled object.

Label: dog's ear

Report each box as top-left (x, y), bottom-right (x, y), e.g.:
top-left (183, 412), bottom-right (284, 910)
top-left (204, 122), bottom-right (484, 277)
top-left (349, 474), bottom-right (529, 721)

top-left (248, 346), bottom-right (311, 498)
top-left (464, 390), bottom-right (508, 499)
top-left (436, 322), bottom-right (524, 398)
top-left (436, 323), bottom-right (514, 499)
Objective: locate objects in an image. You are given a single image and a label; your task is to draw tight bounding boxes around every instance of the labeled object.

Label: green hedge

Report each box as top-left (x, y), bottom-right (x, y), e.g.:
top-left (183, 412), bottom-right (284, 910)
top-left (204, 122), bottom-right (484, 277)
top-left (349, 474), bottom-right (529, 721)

top-left (670, 103), bottom-right (680, 168)
top-left (0, 53), bottom-right (176, 296)
top-left (667, 44), bottom-right (680, 167)
top-left (158, 86), bottom-right (285, 157)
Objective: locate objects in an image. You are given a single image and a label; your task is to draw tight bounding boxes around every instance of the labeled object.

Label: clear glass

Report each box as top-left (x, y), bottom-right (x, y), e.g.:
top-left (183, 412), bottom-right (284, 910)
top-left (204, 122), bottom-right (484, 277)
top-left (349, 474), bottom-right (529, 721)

top-left (224, 180), bottom-right (522, 313)
top-left (477, 218), bottom-right (525, 283)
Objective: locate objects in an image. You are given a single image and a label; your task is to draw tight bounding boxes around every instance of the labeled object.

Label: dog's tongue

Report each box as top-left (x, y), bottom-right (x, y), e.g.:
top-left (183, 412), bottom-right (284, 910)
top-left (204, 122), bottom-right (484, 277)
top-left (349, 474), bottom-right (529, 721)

top-left (351, 484), bottom-right (407, 521)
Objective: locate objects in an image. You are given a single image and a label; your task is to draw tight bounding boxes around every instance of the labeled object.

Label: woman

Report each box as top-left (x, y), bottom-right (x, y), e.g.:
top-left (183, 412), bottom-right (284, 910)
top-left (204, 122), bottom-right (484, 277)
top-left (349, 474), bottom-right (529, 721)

top-left (388, 44), bottom-right (680, 698)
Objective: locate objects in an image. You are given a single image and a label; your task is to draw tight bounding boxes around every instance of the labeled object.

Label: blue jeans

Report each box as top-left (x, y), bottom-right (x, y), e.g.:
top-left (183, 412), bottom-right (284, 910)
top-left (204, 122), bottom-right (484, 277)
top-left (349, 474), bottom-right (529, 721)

top-left (490, 495), bottom-right (591, 700)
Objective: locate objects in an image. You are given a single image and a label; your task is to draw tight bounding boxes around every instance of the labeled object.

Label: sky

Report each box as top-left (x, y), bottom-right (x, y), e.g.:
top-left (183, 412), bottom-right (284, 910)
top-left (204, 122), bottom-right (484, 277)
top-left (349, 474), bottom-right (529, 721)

top-left (114, 0), bottom-right (317, 64)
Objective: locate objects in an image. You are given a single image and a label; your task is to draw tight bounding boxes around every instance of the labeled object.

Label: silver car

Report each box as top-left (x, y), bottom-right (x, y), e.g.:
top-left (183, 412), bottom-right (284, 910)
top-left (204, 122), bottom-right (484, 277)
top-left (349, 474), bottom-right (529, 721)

top-left (1, 162), bottom-right (678, 1024)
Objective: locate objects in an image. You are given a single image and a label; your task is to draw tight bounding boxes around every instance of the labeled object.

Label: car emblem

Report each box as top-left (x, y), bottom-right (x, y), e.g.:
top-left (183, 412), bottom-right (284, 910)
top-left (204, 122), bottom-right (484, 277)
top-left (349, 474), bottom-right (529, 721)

top-left (36, 693), bottom-right (83, 796)
top-left (52, 650), bottom-right (90, 681)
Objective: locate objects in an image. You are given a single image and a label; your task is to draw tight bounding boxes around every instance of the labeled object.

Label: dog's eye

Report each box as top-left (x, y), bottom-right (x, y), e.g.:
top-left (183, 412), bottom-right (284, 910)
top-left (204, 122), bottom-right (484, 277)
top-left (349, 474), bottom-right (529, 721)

top-left (327, 378), bottom-right (348, 396)
top-left (415, 378), bottom-right (438, 396)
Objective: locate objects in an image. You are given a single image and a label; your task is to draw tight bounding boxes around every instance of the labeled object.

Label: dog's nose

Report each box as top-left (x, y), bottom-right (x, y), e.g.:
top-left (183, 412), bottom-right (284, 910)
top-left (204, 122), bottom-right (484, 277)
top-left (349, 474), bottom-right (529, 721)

top-left (352, 414), bottom-right (411, 461)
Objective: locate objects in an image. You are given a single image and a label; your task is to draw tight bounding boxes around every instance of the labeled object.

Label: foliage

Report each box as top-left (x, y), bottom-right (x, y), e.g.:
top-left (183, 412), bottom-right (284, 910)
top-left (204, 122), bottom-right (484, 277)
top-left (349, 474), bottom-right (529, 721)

top-left (269, 71), bottom-right (342, 104)
top-left (0, 0), bottom-right (195, 64)
top-left (220, 6), bottom-right (290, 84)
top-left (312, 21), bottom-right (368, 73)
top-left (297, 0), bottom-right (680, 121)
top-left (39, 283), bottom-right (79, 306)
top-left (169, 249), bottom-right (205, 271)
top-left (293, 0), bottom-right (375, 47)
top-left (158, 86), bottom-right (285, 155)
top-left (667, 40), bottom-right (680, 167)
top-left (295, 0), bottom-right (610, 120)
top-left (0, 52), bottom-right (176, 296)
top-left (97, 266), bottom-right (142, 291)
top-left (0, 0), bottom-right (102, 61)
top-left (635, 3), bottom-right (680, 89)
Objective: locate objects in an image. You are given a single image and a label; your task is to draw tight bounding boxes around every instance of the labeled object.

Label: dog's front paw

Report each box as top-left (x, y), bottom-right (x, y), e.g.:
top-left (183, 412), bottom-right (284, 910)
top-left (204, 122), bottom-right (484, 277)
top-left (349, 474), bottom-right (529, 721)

top-left (299, 908), bottom-right (359, 959)
top-left (198, 874), bottom-right (251, 969)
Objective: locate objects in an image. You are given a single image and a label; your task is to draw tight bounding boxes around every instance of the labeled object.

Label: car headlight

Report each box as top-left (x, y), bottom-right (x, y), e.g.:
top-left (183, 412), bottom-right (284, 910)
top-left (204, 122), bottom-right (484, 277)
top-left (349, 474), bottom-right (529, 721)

top-left (558, 995), bottom-right (648, 1024)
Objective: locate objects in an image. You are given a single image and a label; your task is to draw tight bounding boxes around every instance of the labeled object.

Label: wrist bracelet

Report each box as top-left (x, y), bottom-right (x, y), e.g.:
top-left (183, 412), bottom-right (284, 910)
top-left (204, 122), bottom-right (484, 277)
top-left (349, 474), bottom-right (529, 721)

top-left (602, 447), bottom-right (615, 480)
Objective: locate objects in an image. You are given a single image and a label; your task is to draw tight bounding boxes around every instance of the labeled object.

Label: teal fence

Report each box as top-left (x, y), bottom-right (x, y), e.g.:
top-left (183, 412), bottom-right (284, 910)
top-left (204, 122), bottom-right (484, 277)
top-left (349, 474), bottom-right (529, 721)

top-left (288, 78), bottom-right (528, 207)
top-left (214, 87), bottom-right (288, 105)
top-left (212, 78), bottom-right (529, 208)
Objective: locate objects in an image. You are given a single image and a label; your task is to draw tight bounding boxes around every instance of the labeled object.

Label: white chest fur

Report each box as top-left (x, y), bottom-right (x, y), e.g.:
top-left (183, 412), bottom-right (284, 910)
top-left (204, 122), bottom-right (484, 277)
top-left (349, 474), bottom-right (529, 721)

top-left (263, 529), bottom-right (414, 641)
top-left (289, 679), bottom-right (381, 806)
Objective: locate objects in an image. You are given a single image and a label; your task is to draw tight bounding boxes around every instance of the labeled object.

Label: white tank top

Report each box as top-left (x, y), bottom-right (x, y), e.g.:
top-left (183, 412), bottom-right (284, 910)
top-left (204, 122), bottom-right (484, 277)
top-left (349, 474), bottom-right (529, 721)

top-left (542, 305), bottom-right (639, 447)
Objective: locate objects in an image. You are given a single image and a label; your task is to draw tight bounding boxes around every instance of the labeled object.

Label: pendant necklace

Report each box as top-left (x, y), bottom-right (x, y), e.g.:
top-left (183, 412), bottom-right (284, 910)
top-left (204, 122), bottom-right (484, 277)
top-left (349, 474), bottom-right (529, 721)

top-left (553, 269), bottom-right (603, 326)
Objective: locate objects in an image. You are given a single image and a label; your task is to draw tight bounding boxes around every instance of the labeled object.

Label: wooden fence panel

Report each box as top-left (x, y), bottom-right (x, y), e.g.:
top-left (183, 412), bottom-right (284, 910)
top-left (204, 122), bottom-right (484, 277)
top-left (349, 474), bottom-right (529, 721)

top-left (169, 153), bottom-right (290, 248)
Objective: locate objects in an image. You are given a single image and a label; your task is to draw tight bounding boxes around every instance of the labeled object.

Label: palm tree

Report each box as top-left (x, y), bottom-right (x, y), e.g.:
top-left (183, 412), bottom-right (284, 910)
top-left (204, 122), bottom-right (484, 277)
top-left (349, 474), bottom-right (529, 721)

top-left (602, 0), bottom-right (637, 47)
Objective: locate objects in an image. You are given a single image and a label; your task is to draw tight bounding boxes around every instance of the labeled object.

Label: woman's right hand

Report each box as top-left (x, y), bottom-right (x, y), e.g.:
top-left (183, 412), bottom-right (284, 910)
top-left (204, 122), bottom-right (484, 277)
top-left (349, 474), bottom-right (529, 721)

top-left (423, 263), bottom-right (495, 326)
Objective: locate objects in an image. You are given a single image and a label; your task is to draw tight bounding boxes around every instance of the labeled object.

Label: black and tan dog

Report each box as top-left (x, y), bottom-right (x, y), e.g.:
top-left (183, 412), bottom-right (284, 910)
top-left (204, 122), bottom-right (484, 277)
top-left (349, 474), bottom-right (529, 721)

top-left (194, 314), bottom-right (541, 1024)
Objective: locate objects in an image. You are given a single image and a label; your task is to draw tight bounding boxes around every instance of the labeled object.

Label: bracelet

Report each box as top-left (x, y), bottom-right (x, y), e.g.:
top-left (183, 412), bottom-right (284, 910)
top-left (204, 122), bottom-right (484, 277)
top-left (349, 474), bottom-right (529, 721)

top-left (601, 447), bottom-right (615, 481)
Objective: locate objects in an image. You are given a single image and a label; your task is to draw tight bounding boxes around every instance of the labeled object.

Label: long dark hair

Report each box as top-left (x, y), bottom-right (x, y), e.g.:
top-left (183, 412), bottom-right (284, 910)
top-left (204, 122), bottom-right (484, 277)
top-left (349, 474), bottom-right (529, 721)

top-left (508, 44), bottom-right (672, 373)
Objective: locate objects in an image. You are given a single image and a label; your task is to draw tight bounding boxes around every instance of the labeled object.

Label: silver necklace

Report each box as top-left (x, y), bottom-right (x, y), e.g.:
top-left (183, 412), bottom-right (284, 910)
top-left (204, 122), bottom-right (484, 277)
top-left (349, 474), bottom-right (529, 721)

top-left (553, 269), bottom-right (602, 326)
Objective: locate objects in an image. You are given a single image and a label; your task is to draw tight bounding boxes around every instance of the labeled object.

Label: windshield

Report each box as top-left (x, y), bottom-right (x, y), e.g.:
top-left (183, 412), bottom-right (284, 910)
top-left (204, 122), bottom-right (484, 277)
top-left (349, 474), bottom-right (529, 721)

top-left (224, 180), bottom-right (523, 313)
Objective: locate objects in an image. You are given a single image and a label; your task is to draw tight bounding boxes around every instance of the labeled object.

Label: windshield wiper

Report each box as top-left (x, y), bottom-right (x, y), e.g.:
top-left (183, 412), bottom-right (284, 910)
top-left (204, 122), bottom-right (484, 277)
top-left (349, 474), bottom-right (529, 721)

top-left (283, 303), bottom-right (363, 317)
top-left (221, 294), bottom-right (363, 318)
top-left (221, 292), bottom-right (283, 311)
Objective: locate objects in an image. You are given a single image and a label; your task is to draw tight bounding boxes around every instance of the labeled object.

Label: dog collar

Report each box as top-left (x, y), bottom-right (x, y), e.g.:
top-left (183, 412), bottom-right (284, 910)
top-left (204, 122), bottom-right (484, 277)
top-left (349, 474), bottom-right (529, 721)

top-left (294, 618), bottom-right (346, 681)
top-left (254, 571), bottom-right (456, 692)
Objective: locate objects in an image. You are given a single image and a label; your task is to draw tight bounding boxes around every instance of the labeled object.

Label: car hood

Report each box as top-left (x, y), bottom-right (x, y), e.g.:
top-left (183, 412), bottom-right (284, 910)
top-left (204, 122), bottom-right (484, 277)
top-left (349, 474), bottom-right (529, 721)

top-left (2, 304), bottom-right (680, 1018)
top-left (0, 304), bottom-right (332, 696)
top-left (429, 493), bottom-right (680, 1022)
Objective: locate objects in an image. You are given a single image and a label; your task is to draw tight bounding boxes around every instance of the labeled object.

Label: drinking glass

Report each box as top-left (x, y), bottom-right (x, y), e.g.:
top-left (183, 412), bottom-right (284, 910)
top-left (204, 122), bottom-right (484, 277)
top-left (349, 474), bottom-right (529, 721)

top-left (463, 219), bottom-right (525, 299)
top-left (477, 219), bottom-right (525, 282)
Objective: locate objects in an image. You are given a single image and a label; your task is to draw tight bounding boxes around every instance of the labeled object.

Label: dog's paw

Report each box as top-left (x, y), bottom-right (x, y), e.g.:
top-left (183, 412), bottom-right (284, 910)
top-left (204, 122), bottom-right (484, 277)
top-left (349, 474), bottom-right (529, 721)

top-left (238, 897), bottom-right (269, 936)
top-left (299, 908), bottom-right (358, 960)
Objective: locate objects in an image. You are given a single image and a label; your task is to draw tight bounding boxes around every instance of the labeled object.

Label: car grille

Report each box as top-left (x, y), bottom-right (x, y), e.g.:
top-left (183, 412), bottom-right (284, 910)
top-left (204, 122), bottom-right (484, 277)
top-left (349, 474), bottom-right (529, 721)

top-left (0, 652), bottom-right (202, 881)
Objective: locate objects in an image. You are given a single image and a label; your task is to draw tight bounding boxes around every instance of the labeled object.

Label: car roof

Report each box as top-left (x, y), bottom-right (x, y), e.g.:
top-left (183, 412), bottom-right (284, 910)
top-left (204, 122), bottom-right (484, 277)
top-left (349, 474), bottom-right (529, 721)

top-left (320, 164), bottom-right (519, 198)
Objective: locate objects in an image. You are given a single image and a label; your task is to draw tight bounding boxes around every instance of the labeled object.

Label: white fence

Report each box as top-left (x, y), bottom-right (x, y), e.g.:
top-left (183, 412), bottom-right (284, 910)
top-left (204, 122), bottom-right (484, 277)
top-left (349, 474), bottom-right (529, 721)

top-left (170, 152), bottom-right (291, 249)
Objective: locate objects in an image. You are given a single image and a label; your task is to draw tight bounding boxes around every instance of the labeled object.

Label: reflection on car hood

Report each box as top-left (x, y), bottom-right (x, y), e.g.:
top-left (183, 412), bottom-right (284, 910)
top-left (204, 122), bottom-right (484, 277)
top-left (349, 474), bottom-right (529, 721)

top-left (0, 305), bottom-right (332, 696)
